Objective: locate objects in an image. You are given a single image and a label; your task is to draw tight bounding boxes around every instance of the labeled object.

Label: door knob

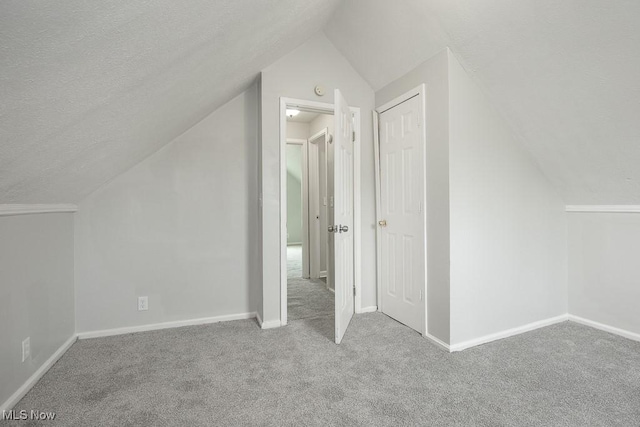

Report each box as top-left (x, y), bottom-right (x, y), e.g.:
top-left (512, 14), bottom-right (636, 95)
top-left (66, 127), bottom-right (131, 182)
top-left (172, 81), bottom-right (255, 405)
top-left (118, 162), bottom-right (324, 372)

top-left (378, 220), bottom-right (387, 227)
top-left (339, 225), bottom-right (349, 233)
top-left (328, 225), bottom-right (334, 233)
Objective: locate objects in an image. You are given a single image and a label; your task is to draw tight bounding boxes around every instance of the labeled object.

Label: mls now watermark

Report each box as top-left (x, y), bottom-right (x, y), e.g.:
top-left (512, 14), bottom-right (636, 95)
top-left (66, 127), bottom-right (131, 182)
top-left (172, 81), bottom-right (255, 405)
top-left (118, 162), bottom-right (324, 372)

top-left (2, 410), bottom-right (56, 421)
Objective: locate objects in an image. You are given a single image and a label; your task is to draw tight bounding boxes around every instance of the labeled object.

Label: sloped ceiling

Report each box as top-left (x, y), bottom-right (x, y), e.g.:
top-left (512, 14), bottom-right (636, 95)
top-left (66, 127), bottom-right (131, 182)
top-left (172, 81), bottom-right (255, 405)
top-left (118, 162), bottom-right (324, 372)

top-left (325, 0), bottom-right (640, 204)
top-left (0, 0), bottom-right (341, 203)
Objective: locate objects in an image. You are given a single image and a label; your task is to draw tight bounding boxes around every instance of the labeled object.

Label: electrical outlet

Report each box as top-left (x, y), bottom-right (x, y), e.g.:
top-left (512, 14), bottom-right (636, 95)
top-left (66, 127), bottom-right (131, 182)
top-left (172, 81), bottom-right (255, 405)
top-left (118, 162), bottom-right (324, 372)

top-left (138, 296), bottom-right (148, 311)
top-left (22, 337), bottom-right (30, 362)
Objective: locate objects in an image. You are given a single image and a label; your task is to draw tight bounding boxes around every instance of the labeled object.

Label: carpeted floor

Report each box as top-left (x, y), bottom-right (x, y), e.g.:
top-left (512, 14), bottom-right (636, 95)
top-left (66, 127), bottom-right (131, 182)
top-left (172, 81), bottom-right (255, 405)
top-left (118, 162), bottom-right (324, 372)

top-left (287, 245), bottom-right (333, 321)
top-left (7, 314), bottom-right (640, 426)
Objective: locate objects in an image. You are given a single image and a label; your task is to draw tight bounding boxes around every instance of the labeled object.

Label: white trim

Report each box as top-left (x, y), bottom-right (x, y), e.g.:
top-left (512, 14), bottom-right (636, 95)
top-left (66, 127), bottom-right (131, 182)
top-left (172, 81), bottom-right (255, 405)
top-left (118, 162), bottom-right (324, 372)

top-left (566, 205), bottom-right (640, 213)
top-left (424, 333), bottom-right (450, 352)
top-left (358, 305), bottom-right (378, 314)
top-left (374, 84), bottom-right (428, 335)
top-left (0, 204), bottom-right (78, 217)
top-left (256, 311), bottom-right (263, 327)
top-left (353, 109), bottom-right (362, 314)
top-left (259, 319), bottom-right (283, 329)
top-left (279, 97), bottom-right (362, 328)
top-left (308, 128), bottom-right (328, 144)
top-left (1, 335), bottom-right (77, 411)
top-left (373, 111), bottom-right (382, 315)
top-left (449, 314), bottom-right (569, 352)
top-left (77, 312), bottom-right (257, 339)
top-left (568, 315), bottom-right (640, 342)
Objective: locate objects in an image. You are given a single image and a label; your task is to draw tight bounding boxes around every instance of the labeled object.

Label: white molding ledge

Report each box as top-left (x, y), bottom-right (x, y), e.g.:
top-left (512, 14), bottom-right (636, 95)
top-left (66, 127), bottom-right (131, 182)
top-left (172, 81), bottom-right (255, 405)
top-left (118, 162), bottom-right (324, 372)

top-left (566, 205), bottom-right (640, 213)
top-left (0, 204), bottom-right (78, 217)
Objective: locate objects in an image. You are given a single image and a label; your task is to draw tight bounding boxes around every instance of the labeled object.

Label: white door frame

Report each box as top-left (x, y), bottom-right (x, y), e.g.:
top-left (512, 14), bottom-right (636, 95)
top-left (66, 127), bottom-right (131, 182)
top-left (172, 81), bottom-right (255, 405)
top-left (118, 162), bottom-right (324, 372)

top-left (308, 128), bottom-right (330, 281)
top-left (286, 138), bottom-right (310, 278)
top-left (280, 97), bottom-right (362, 326)
top-left (374, 84), bottom-right (428, 335)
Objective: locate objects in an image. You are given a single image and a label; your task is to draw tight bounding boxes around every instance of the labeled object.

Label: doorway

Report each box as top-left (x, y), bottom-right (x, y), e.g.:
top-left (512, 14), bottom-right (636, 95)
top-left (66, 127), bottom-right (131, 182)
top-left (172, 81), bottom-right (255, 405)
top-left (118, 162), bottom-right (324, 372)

top-left (280, 95), bottom-right (362, 344)
top-left (374, 84), bottom-right (427, 335)
top-left (285, 111), bottom-right (333, 322)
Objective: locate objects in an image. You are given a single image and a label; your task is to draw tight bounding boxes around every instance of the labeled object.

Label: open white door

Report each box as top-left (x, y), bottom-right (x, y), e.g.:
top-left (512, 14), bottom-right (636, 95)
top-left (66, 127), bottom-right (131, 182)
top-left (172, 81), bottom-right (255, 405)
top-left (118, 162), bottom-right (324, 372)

top-left (333, 89), bottom-right (355, 344)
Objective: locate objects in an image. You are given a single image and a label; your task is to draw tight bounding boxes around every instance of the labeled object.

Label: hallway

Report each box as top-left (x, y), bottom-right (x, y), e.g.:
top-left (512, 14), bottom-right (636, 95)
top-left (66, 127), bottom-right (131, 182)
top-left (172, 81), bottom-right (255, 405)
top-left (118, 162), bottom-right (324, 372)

top-left (287, 245), bottom-right (334, 321)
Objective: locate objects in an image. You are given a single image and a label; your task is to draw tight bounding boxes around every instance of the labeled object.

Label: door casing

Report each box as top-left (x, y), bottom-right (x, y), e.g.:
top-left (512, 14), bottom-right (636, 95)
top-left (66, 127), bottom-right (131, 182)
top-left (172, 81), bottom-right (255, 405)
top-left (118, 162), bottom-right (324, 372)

top-left (279, 97), bottom-right (362, 327)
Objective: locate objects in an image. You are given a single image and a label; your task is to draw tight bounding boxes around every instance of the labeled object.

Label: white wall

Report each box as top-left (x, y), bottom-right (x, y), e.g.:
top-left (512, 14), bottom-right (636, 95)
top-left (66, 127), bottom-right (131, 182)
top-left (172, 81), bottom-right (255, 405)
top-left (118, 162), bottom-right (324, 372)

top-left (375, 49), bottom-right (451, 343)
top-left (286, 122), bottom-right (310, 140)
top-left (568, 213), bottom-right (640, 336)
top-left (75, 86), bottom-right (259, 333)
top-left (0, 213), bottom-right (75, 407)
top-left (259, 32), bottom-right (376, 323)
top-left (448, 52), bottom-right (568, 346)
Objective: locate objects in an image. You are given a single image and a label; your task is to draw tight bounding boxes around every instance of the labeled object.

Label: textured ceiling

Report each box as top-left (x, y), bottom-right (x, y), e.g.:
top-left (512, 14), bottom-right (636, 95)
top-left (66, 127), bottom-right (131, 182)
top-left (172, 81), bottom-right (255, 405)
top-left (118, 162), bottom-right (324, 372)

top-left (0, 0), bottom-right (341, 203)
top-left (326, 0), bottom-right (640, 204)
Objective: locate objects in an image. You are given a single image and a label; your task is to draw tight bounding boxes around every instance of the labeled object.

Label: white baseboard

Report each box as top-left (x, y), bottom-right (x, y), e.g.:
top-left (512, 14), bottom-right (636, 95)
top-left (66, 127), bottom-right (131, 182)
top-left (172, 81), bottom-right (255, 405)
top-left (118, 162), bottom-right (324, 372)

top-left (568, 315), bottom-right (640, 342)
top-left (77, 312), bottom-right (257, 339)
top-left (424, 333), bottom-right (451, 352)
top-left (259, 318), bottom-right (282, 329)
top-left (1, 335), bottom-right (77, 411)
top-left (450, 314), bottom-right (569, 352)
top-left (358, 306), bottom-right (378, 314)
top-left (255, 309), bottom-right (282, 329)
top-left (255, 311), bottom-right (263, 327)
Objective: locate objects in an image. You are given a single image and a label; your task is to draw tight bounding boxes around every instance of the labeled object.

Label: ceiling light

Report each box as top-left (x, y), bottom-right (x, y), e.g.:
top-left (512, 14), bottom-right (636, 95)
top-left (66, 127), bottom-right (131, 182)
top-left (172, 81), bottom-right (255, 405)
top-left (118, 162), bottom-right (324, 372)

top-left (286, 109), bottom-right (300, 118)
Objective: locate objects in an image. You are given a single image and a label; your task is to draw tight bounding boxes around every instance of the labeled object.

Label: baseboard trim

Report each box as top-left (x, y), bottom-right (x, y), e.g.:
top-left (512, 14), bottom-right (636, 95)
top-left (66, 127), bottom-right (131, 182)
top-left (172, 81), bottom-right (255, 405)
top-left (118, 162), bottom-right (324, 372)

top-left (568, 315), bottom-right (640, 342)
top-left (566, 205), bottom-right (640, 213)
top-left (1, 335), bottom-right (77, 411)
top-left (77, 312), bottom-right (257, 339)
top-left (0, 204), bottom-right (78, 217)
top-left (424, 333), bottom-right (450, 352)
top-left (358, 306), bottom-right (378, 314)
top-left (450, 314), bottom-right (569, 352)
top-left (259, 318), bottom-right (282, 329)
top-left (255, 311), bottom-right (264, 328)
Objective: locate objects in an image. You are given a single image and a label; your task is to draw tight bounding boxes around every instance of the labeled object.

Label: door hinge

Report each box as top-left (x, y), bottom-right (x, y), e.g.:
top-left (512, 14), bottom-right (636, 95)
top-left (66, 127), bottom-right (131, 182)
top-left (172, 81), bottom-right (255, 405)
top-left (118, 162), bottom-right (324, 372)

top-left (419, 289), bottom-right (423, 301)
top-left (353, 286), bottom-right (356, 296)
top-left (352, 130), bottom-right (356, 142)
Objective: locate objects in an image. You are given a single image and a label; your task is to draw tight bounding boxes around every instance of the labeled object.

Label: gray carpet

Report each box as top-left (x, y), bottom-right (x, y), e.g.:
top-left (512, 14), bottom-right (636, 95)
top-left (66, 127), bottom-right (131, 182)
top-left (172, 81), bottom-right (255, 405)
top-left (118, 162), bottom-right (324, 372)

top-left (287, 245), bottom-right (333, 321)
top-left (7, 314), bottom-right (640, 426)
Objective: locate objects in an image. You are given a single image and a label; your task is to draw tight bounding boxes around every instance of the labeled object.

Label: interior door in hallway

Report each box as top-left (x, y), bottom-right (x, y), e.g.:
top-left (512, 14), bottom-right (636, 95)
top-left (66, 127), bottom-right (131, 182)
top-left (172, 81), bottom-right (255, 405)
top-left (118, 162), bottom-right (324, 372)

top-left (378, 93), bottom-right (425, 334)
top-left (333, 89), bottom-right (355, 344)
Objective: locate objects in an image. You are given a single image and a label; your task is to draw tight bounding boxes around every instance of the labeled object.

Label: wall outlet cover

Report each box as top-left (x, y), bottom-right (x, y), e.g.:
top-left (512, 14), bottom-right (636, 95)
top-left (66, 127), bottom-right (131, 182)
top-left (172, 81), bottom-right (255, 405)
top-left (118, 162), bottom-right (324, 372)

top-left (138, 296), bottom-right (148, 311)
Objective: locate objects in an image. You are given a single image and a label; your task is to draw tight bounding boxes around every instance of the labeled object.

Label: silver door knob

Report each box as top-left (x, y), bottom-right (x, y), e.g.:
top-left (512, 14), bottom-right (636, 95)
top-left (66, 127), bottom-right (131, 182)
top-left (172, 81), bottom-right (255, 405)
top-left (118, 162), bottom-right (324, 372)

top-left (328, 225), bottom-right (334, 232)
top-left (339, 225), bottom-right (349, 233)
top-left (378, 220), bottom-right (387, 227)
